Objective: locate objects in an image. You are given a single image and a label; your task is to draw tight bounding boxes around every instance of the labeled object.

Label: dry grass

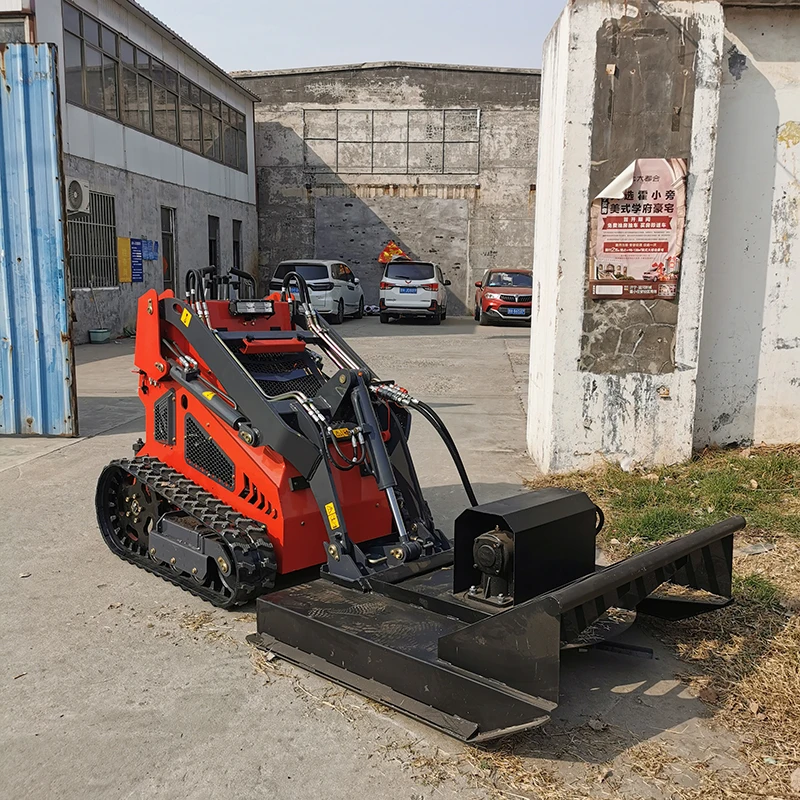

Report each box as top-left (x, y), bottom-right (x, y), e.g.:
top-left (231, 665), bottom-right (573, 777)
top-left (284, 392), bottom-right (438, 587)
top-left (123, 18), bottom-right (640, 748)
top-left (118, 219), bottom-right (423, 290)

top-left (380, 738), bottom-right (567, 799)
top-left (524, 444), bottom-right (800, 799)
top-left (178, 609), bottom-right (237, 644)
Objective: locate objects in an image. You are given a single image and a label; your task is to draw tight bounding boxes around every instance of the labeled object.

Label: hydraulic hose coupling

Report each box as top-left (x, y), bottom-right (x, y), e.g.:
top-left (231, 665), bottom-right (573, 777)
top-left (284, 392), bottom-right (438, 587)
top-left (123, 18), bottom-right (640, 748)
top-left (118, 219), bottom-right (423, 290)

top-left (373, 384), bottom-right (416, 407)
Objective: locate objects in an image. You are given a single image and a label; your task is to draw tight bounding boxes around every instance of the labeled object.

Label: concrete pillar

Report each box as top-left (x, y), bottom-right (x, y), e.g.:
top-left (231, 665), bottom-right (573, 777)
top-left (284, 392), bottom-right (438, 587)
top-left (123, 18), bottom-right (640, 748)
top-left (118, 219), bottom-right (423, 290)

top-left (527, 0), bottom-right (725, 473)
top-left (695, 5), bottom-right (800, 448)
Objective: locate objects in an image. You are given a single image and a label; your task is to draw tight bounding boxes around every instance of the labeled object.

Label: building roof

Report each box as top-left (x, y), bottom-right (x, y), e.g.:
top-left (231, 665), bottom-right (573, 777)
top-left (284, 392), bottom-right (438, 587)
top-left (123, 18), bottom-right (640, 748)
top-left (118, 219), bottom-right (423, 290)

top-left (721, 0), bottom-right (800, 4)
top-left (120, 0), bottom-right (260, 102)
top-left (232, 61), bottom-right (541, 80)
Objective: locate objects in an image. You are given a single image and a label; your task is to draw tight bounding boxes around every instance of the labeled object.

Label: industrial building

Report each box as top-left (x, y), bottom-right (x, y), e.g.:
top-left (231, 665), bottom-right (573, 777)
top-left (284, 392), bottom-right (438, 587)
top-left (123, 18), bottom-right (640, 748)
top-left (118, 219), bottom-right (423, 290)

top-left (234, 62), bottom-right (541, 313)
top-left (4, 0), bottom-right (258, 341)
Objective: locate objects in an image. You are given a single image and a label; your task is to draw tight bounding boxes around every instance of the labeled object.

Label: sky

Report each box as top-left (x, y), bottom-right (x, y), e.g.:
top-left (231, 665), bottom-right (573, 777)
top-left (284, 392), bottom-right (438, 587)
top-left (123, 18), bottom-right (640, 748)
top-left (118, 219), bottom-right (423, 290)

top-left (140, 0), bottom-right (566, 74)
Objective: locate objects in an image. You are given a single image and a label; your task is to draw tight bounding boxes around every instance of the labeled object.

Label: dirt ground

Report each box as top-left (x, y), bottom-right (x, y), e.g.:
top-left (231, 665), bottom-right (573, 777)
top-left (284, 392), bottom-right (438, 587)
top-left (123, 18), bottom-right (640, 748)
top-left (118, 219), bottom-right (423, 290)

top-left (0, 317), bottom-right (757, 800)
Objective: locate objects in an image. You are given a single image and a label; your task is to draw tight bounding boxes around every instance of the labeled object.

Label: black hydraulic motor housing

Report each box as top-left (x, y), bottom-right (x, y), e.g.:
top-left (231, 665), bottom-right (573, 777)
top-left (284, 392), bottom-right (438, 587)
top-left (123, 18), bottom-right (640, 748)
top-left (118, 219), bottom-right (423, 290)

top-left (453, 488), bottom-right (601, 607)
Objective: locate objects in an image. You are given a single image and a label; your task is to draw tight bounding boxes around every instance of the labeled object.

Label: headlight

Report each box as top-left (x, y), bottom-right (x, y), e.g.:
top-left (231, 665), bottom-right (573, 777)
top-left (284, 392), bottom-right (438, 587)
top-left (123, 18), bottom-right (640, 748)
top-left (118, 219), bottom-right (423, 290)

top-left (485, 292), bottom-right (503, 300)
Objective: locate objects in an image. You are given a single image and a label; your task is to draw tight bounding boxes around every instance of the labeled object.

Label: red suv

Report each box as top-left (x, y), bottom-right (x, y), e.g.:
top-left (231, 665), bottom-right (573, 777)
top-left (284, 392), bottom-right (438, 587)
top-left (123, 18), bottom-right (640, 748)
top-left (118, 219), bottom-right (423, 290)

top-left (474, 269), bottom-right (532, 325)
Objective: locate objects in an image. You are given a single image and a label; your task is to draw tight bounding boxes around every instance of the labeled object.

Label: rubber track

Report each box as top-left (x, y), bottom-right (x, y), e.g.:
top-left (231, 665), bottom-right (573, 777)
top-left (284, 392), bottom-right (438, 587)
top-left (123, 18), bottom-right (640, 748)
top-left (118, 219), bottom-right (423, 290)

top-left (98, 456), bottom-right (276, 608)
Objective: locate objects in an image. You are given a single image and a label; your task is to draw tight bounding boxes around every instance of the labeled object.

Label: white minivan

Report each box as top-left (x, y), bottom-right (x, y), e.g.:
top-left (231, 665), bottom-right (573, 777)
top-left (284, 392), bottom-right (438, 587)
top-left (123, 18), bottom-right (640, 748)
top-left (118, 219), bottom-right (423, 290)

top-left (269, 260), bottom-right (365, 324)
top-left (379, 259), bottom-right (451, 325)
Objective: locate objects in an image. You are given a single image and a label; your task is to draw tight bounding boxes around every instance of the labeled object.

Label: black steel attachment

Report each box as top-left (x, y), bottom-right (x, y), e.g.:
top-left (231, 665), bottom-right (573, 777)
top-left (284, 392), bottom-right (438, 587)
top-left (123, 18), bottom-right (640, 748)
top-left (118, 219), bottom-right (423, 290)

top-left (254, 489), bottom-right (744, 741)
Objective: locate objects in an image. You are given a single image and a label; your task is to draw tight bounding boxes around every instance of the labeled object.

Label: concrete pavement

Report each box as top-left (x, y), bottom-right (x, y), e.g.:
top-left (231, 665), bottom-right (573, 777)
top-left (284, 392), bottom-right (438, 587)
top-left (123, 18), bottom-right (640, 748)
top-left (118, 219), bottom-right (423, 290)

top-left (0, 317), bottom-right (742, 799)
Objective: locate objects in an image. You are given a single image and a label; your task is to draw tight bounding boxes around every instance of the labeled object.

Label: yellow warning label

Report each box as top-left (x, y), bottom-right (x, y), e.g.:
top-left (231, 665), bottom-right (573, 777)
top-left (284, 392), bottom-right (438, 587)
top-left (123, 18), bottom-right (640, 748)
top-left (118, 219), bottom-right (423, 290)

top-left (332, 427), bottom-right (351, 440)
top-left (324, 502), bottom-right (340, 530)
top-left (180, 308), bottom-right (192, 327)
top-left (202, 391), bottom-right (216, 400)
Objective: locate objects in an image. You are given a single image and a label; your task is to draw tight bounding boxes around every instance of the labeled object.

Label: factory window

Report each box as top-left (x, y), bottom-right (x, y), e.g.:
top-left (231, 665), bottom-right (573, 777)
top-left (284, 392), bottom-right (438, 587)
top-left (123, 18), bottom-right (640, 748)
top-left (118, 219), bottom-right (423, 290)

top-left (208, 216), bottom-right (219, 268)
top-left (303, 108), bottom-right (480, 175)
top-left (0, 17), bottom-right (30, 43)
top-left (62, 4), bottom-right (118, 118)
top-left (62, 2), bottom-right (248, 172)
top-left (232, 220), bottom-right (242, 270)
top-left (68, 192), bottom-right (119, 289)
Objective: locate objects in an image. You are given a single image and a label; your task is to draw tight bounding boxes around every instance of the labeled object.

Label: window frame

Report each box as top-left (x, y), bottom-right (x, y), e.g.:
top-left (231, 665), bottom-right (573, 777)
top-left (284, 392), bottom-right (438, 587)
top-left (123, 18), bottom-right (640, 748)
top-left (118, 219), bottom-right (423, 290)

top-left (61, 1), bottom-right (248, 172)
top-left (67, 191), bottom-right (120, 290)
top-left (0, 15), bottom-right (33, 44)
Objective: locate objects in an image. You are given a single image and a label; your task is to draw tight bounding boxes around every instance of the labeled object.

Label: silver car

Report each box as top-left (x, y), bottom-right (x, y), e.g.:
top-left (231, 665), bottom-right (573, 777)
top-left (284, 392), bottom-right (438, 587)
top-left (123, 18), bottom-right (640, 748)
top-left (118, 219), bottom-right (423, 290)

top-left (269, 260), bottom-right (365, 324)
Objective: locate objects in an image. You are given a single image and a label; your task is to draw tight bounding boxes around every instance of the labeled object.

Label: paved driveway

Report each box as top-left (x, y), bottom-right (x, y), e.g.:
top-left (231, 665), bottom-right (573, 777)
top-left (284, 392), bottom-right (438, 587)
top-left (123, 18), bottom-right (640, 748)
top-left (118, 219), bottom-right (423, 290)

top-left (0, 317), bottom-right (739, 799)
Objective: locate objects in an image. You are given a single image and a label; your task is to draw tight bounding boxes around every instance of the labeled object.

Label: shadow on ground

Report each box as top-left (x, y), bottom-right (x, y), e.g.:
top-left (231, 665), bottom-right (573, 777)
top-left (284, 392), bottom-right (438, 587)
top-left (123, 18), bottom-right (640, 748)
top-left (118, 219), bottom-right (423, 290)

top-left (74, 339), bottom-right (136, 366)
top-left (77, 396), bottom-right (143, 439)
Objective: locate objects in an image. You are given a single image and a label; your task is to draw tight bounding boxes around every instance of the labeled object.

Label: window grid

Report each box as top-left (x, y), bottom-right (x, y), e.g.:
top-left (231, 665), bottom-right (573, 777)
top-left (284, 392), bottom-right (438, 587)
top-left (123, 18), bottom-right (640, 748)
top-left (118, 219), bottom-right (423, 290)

top-left (68, 191), bottom-right (118, 289)
top-left (303, 109), bottom-right (481, 175)
top-left (62, 1), bottom-right (248, 173)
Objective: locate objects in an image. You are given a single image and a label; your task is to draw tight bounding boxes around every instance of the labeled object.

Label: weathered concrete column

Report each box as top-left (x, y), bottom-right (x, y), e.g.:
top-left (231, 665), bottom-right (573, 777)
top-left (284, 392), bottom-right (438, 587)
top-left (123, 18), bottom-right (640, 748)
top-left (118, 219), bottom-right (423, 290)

top-left (527, 0), bottom-right (724, 473)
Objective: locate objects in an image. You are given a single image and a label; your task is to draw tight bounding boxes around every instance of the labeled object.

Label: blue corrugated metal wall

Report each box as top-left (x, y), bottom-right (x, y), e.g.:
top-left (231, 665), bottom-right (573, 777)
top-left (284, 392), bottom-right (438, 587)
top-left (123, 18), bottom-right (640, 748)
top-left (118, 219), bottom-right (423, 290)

top-left (0, 44), bottom-right (77, 436)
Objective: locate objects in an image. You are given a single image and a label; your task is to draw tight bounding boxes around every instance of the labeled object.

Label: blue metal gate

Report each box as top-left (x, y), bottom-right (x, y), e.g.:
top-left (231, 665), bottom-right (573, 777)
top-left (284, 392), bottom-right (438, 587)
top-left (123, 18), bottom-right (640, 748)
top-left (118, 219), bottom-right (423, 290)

top-left (0, 44), bottom-right (77, 436)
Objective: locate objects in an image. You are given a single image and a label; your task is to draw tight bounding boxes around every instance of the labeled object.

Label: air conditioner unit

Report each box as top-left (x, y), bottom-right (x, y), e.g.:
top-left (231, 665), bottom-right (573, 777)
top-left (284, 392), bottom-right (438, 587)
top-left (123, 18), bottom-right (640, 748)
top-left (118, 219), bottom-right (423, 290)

top-left (66, 177), bottom-right (91, 214)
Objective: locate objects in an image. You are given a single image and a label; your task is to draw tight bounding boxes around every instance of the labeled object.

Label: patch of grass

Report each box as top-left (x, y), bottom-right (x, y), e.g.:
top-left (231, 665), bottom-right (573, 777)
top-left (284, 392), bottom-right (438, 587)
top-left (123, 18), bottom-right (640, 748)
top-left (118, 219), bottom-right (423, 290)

top-left (616, 506), bottom-right (696, 545)
top-left (732, 572), bottom-right (781, 607)
top-left (526, 444), bottom-right (800, 548)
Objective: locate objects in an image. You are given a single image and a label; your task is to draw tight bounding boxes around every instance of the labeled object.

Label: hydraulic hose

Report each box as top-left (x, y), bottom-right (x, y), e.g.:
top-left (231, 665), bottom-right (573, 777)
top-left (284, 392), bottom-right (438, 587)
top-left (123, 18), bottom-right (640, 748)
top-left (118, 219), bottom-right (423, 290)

top-left (413, 401), bottom-right (479, 508)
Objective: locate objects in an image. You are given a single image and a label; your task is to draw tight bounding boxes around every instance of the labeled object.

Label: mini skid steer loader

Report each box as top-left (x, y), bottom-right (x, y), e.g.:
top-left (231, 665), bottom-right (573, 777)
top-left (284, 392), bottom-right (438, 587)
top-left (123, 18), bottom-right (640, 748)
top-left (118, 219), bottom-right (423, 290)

top-left (96, 266), bottom-right (744, 742)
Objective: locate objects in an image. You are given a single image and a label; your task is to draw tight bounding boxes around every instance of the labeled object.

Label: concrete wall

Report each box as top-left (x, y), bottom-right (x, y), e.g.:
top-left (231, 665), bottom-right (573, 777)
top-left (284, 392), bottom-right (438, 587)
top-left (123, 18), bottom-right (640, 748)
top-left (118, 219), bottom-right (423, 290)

top-left (695, 6), bottom-right (800, 446)
top-left (66, 154), bottom-right (258, 341)
top-left (527, 1), bottom-right (724, 473)
top-left (31, 0), bottom-right (258, 341)
top-left (236, 64), bottom-right (540, 312)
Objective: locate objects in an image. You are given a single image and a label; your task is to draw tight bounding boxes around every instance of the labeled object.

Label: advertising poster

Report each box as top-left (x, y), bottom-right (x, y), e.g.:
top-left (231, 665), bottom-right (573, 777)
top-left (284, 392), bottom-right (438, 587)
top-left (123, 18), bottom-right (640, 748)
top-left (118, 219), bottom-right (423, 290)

top-left (589, 158), bottom-right (687, 300)
top-left (130, 238), bottom-right (144, 283)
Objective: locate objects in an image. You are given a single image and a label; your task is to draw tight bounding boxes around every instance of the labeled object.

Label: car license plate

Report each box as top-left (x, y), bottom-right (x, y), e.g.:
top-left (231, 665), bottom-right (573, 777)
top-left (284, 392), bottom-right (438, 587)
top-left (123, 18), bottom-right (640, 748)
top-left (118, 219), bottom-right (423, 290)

top-left (399, 287), bottom-right (417, 294)
top-left (507, 307), bottom-right (526, 315)
top-left (290, 287), bottom-right (299, 295)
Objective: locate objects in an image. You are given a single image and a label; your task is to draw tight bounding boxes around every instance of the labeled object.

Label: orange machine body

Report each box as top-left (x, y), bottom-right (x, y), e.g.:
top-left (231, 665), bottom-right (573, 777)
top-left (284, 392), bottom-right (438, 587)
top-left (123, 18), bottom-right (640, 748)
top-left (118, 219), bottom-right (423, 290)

top-left (133, 289), bottom-right (391, 574)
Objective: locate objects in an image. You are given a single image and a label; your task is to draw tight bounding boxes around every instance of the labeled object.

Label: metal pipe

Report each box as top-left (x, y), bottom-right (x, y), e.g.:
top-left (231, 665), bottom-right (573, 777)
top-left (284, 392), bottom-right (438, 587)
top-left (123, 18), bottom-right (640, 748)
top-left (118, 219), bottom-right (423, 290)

top-left (548, 515), bottom-right (745, 614)
top-left (385, 487), bottom-right (410, 544)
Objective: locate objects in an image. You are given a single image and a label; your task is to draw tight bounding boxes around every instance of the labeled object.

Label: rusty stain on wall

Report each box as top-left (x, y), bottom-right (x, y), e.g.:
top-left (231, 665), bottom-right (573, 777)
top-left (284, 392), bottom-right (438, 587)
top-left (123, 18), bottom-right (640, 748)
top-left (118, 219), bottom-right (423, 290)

top-left (777, 120), bottom-right (800, 148)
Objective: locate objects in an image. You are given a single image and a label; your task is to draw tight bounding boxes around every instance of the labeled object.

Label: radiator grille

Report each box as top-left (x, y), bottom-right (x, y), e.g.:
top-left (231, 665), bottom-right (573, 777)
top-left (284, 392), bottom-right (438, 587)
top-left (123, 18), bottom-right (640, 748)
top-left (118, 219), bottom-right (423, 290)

top-left (184, 414), bottom-right (234, 490)
top-left (499, 294), bottom-right (529, 303)
top-left (153, 390), bottom-right (175, 444)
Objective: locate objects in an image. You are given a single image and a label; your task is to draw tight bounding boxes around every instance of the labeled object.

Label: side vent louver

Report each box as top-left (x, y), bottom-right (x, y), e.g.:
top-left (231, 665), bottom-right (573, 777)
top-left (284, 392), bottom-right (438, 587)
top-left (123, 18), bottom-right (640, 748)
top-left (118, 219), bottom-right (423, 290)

top-left (154, 390), bottom-right (175, 445)
top-left (185, 414), bottom-right (235, 490)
